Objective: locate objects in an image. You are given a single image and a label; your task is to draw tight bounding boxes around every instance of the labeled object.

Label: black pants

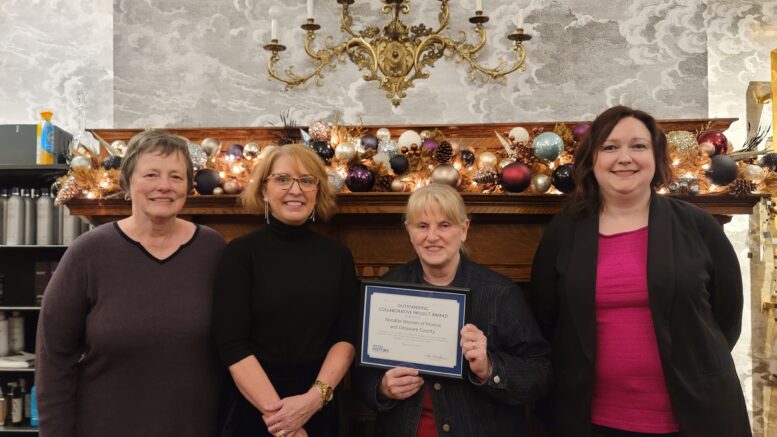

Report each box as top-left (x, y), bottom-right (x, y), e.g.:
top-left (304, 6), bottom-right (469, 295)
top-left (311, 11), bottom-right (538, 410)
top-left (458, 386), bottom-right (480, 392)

top-left (592, 424), bottom-right (679, 437)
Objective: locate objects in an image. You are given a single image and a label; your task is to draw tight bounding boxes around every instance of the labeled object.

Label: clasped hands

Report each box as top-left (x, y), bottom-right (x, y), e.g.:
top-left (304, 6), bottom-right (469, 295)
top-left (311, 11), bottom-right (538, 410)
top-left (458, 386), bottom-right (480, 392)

top-left (263, 386), bottom-right (322, 437)
top-left (379, 323), bottom-right (492, 400)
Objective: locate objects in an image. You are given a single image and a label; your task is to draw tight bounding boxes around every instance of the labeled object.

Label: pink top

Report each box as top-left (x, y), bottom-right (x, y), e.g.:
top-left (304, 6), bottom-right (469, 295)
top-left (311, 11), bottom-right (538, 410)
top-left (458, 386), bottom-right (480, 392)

top-left (591, 227), bottom-right (679, 433)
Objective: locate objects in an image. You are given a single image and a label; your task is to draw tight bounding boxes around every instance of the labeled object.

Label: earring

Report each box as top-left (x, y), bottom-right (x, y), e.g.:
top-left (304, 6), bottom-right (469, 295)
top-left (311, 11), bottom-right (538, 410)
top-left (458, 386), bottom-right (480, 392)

top-left (124, 192), bottom-right (131, 201)
top-left (264, 199), bottom-right (270, 224)
top-left (309, 210), bottom-right (316, 222)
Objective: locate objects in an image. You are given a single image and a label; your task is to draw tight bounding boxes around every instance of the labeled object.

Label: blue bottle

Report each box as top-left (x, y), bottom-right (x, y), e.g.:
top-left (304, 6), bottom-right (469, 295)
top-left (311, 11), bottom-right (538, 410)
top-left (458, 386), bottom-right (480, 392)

top-left (30, 386), bottom-right (38, 427)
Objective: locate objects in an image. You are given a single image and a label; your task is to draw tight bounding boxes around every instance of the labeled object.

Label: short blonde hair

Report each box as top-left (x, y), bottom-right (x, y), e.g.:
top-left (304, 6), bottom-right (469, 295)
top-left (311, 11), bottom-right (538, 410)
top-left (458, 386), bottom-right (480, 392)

top-left (241, 143), bottom-right (337, 221)
top-left (405, 184), bottom-right (469, 226)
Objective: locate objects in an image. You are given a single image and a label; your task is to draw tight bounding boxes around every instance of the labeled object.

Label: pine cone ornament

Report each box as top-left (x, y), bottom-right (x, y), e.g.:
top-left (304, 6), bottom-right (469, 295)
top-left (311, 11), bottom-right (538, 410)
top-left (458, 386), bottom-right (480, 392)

top-left (55, 177), bottom-right (81, 206)
top-left (374, 174), bottom-right (394, 192)
top-left (473, 168), bottom-right (499, 192)
top-left (432, 141), bottom-right (454, 164)
top-left (728, 178), bottom-right (755, 197)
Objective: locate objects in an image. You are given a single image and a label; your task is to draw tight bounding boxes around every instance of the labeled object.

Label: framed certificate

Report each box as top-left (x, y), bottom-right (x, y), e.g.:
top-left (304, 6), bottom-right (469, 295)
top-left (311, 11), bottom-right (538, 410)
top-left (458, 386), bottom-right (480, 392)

top-left (359, 279), bottom-right (470, 379)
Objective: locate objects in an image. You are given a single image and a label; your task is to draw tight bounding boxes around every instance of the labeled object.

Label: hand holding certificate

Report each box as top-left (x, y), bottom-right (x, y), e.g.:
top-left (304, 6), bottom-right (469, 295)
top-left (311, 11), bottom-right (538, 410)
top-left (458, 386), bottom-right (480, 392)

top-left (359, 280), bottom-right (470, 379)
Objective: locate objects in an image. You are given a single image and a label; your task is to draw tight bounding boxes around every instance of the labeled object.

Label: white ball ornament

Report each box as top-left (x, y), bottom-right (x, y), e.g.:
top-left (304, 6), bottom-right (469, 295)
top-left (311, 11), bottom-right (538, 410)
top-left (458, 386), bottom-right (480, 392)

top-left (743, 164), bottom-right (766, 184)
top-left (335, 142), bottom-right (357, 160)
top-left (398, 130), bottom-right (423, 149)
top-left (508, 127), bottom-right (530, 145)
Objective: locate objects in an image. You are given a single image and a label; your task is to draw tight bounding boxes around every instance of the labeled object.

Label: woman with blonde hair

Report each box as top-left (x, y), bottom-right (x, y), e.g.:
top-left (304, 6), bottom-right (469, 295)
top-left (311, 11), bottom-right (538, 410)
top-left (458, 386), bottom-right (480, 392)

top-left (213, 144), bottom-right (358, 437)
top-left (353, 184), bottom-right (551, 437)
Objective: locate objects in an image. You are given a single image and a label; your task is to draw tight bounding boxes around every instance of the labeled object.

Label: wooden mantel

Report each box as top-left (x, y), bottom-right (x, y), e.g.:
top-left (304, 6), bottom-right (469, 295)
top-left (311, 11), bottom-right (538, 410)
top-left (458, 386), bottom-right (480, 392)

top-left (68, 193), bottom-right (763, 283)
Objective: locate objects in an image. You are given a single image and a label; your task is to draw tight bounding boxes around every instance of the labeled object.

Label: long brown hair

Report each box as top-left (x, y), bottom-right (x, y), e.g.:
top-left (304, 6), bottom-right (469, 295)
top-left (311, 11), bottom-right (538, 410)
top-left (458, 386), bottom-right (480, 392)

top-left (564, 106), bottom-right (672, 217)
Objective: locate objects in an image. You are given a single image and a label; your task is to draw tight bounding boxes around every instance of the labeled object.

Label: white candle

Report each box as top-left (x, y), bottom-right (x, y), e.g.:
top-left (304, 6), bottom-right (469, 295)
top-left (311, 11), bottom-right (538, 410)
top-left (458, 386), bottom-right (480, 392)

top-left (271, 19), bottom-right (277, 40)
top-left (307, 0), bottom-right (314, 19)
top-left (516, 9), bottom-right (524, 28)
top-left (475, 0), bottom-right (483, 11)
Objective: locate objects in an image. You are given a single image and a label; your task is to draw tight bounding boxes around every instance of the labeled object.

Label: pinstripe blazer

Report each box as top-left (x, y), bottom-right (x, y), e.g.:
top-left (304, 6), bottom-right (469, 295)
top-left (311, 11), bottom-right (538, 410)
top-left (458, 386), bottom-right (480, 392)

top-left (352, 256), bottom-right (551, 437)
top-left (530, 194), bottom-right (751, 436)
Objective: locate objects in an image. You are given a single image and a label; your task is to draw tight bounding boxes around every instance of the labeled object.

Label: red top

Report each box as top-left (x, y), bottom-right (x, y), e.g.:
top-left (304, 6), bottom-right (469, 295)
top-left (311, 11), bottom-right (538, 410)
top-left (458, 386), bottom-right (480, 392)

top-left (416, 384), bottom-right (438, 437)
top-left (591, 227), bottom-right (679, 433)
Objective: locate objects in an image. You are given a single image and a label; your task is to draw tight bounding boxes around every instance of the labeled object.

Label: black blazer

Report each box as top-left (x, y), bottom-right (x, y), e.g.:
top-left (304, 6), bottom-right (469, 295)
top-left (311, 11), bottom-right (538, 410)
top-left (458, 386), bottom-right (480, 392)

top-left (530, 194), bottom-right (751, 437)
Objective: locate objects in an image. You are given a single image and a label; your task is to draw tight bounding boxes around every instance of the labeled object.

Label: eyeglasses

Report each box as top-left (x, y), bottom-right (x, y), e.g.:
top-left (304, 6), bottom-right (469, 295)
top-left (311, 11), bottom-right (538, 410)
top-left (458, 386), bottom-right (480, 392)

top-left (266, 173), bottom-right (319, 191)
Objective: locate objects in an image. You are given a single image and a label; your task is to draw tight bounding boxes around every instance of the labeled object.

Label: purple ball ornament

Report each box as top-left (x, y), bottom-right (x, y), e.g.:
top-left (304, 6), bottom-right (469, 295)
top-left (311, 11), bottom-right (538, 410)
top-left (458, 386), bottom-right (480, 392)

top-left (226, 143), bottom-right (244, 159)
top-left (194, 168), bottom-right (222, 195)
top-left (500, 162), bottom-right (532, 192)
top-left (551, 164), bottom-right (575, 193)
top-left (361, 135), bottom-right (379, 151)
top-left (760, 153), bottom-right (777, 172)
top-left (421, 138), bottom-right (439, 152)
top-left (706, 155), bottom-right (738, 185)
top-left (697, 130), bottom-right (729, 156)
top-left (460, 148), bottom-right (476, 167)
top-left (345, 165), bottom-right (375, 192)
top-left (572, 123), bottom-right (590, 141)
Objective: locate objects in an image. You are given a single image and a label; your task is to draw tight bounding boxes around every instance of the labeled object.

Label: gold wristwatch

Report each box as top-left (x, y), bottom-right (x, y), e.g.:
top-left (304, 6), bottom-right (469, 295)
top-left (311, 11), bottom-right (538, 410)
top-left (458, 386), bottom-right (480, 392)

top-left (313, 380), bottom-right (334, 407)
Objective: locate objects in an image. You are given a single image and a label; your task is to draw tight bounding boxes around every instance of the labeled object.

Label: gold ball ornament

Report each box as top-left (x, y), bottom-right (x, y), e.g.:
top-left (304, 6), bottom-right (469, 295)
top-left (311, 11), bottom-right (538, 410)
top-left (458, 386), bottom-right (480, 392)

top-left (390, 179), bottom-right (408, 192)
top-left (431, 164), bottom-right (461, 187)
top-left (212, 187), bottom-right (225, 195)
top-left (201, 137), bottom-right (221, 157)
top-left (743, 164), bottom-right (766, 183)
top-left (448, 141), bottom-right (461, 155)
top-left (420, 130), bottom-right (431, 140)
top-left (477, 152), bottom-right (498, 169)
top-left (531, 174), bottom-right (552, 194)
top-left (110, 140), bottom-right (128, 157)
top-left (498, 157), bottom-right (516, 171)
top-left (223, 179), bottom-right (242, 194)
top-left (335, 142), bottom-right (357, 160)
top-left (243, 142), bottom-right (261, 160)
top-left (666, 131), bottom-right (698, 153)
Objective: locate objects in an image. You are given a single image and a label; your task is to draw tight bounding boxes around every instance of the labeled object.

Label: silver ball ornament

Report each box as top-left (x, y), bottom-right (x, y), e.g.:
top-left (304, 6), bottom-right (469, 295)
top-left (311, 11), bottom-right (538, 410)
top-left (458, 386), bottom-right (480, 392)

top-left (110, 140), bottom-right (128, 157)
top-left (420, 130), bottom-right (432, 139)
top-left (243, 142), bottom-right (261, 160)
top-left (335, 142), bottom-right (357, 160)
top-left (201, 137), bottom-right (221, 157)
top-left (374, 152), bottom-right (391, 168)
top-left (743, 164), bottom-right (766, 183)
top-left (187, 143), bottom-right (208, 170)
top-left (390, 179), bottom-right (408, 192)
top-left (379, 140), bottom-right (399, 158)
top-left (431, 164), bottom-right (461, 187)
top-left (477, 151), bottom-right (498, 169)
top-left (212, 187), bottom-right (225, 195)
top-left (376, 128), bottom-right (392, 142)
top-left (70, 155), bottom-right (92, 170)
top-left (531, 174), bottom-right (552, 194)
top-left (327, 170), bottom-right (345, 192)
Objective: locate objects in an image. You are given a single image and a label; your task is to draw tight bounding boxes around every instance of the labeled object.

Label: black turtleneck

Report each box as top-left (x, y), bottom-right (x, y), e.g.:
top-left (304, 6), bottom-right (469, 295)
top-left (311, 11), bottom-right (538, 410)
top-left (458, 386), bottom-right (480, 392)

top-left (212, 215), bottom-right (358, 366)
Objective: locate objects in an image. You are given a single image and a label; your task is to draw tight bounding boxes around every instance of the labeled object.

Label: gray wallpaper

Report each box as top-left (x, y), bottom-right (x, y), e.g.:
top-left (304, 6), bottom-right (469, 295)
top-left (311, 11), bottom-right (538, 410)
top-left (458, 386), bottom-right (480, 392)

top-left (0, 0), bottom-right (113, 132)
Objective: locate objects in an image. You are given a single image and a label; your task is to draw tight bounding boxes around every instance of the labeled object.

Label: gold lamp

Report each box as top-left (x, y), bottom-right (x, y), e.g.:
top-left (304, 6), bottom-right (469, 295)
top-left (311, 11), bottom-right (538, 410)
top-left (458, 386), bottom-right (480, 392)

top-left (263, 0), bottom-right (532, 107)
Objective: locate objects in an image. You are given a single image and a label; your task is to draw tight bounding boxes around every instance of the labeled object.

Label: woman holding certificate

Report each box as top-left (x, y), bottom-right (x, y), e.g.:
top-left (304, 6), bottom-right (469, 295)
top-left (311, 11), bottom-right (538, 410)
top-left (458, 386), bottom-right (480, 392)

top-left (212, 144), bottom-right (358, 437)
top-left (530, 106), bottom-right (750, 436)
top-left (353, 183), bottom-right (551, 437)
